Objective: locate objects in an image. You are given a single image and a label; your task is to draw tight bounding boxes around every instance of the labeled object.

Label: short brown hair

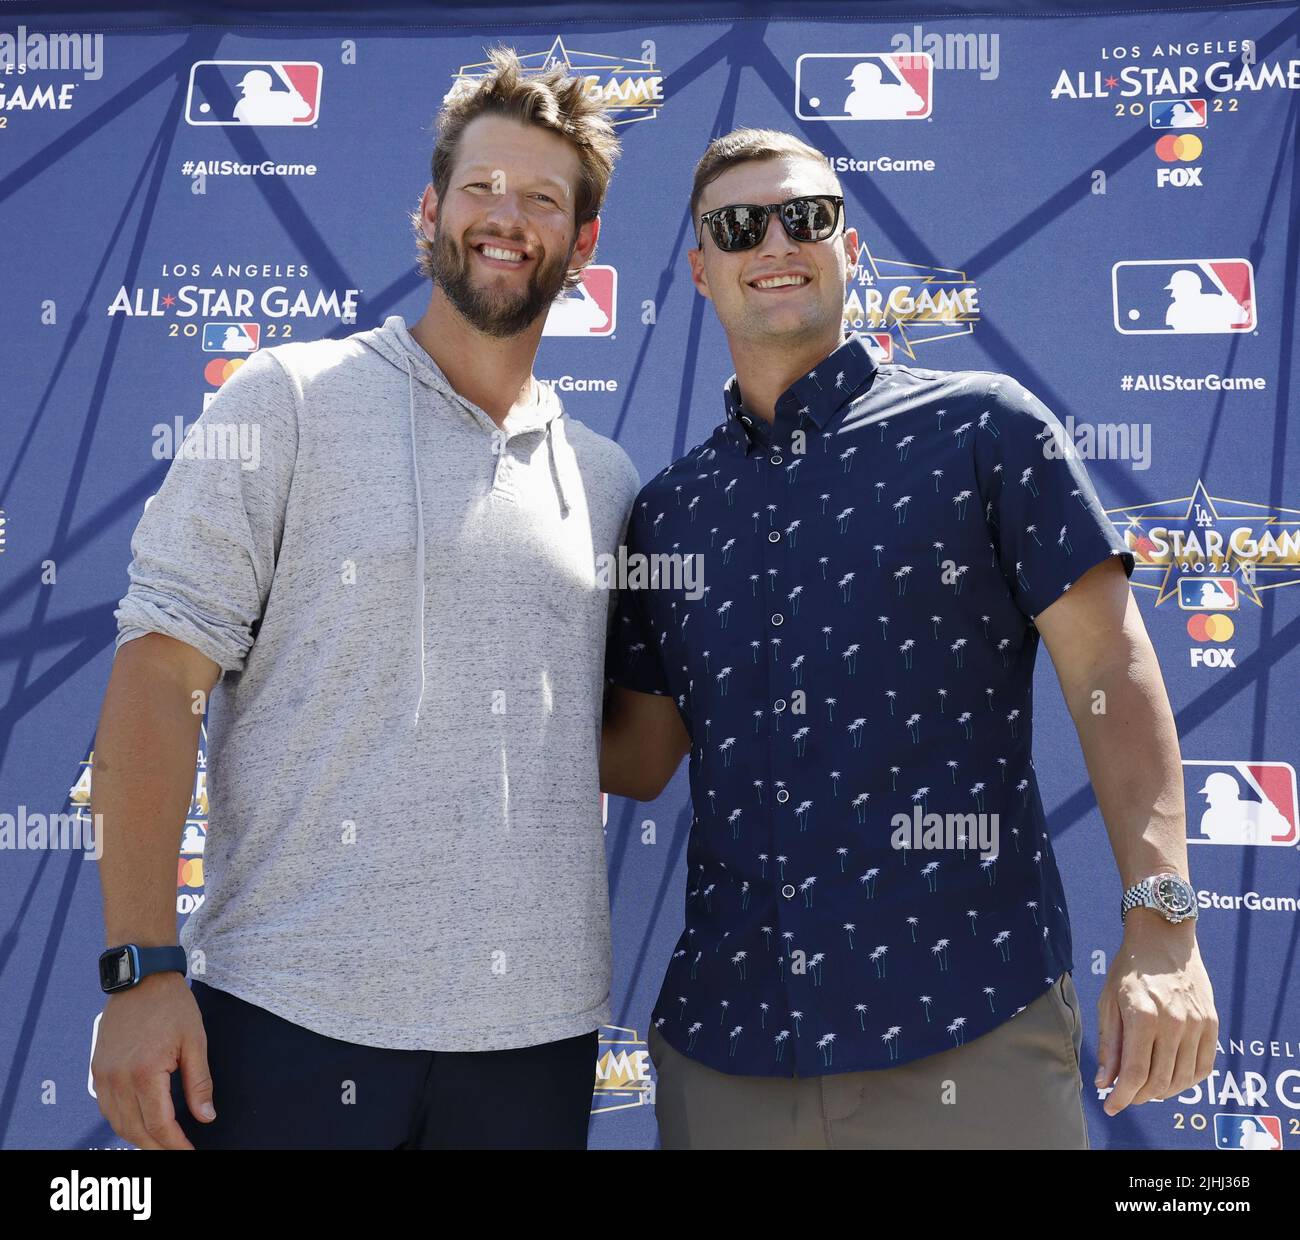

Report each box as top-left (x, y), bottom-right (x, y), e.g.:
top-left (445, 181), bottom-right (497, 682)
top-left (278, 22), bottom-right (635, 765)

top-left (411, 46), bottom-right (622, 293)
top-left (690, 128), bottom-right (838, 243)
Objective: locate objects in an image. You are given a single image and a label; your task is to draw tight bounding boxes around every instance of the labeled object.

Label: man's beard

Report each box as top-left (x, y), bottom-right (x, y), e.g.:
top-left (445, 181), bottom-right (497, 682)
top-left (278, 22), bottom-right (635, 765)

top-left (429, 222), bottom-right (572, 339)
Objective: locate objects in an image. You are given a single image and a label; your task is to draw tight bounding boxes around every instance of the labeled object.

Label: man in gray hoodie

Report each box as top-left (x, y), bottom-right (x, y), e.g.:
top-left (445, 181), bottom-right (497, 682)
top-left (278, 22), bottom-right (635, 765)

top-left (90, 48), bottom-right (639, 1150)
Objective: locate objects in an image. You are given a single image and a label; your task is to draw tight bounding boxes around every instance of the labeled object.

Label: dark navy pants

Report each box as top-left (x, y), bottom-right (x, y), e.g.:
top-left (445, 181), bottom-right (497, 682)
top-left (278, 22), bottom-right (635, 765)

top-left (169, 980), bottom-right (598, 1149)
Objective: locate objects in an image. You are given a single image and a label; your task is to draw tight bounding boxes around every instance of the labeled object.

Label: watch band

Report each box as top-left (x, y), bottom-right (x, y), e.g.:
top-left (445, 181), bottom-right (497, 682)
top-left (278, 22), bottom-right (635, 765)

top-left (136, 945), bottom-right (189, 977)
top-left (1120, 877), bottom-right (1153, 922)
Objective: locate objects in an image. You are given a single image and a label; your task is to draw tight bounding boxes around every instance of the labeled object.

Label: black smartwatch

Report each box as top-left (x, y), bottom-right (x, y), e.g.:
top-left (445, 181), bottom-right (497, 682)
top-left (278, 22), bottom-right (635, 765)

top-left (98, 944), bottom-right (188, 994)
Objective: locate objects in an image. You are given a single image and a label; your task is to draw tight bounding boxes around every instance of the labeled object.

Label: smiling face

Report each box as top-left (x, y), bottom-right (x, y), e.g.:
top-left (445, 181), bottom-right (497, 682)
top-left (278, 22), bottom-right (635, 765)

top-left (688, 154), bottom-right (858, 349)
top-left (420, 113), bottom-right (599, 339)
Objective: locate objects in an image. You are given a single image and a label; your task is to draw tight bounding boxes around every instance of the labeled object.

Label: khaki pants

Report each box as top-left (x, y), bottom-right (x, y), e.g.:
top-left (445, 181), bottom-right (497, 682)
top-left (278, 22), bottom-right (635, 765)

top-left (647, 972), bottom-right (1089, 1150)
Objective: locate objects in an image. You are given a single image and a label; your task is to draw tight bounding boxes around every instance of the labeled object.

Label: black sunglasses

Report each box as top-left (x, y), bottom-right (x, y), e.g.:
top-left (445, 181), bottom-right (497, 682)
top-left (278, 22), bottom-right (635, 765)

top-left (697, 194), bottom-right (844, 252)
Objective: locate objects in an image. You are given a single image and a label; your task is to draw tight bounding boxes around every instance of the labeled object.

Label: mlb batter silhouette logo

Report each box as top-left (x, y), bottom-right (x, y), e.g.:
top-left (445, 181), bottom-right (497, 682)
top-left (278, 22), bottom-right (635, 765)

top-left (1183, 761), bottom-right (1297, 846)
top-left (543, 266), bottom-right (617, 337)
top-left (1214, 1113), bottom-right (1283, 1150)
top-left (1112, 259), bottom-right (1255, 334)
top-left (795, 53), bottom-right (932, 121)
top-left (186, 61), bottom-right (322, 126)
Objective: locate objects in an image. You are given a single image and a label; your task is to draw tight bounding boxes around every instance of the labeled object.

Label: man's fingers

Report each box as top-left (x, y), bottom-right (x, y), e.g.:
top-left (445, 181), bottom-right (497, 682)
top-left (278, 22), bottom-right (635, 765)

top-left (1194, 1018), bottom-right (1218, 1084)
top-left (94, 1077), bottom-right (130, 1148)
top-left (179, 1030), bottom-right (216, 1124)
top-left (138, 1069), bottom-right (195, 1150)
top-left (125, 1088), bottom-right (167, 1151)
top-left (1133, 1021), bottom-right (1178, 1104)
top-left (1104, 1005), bottom-right (1154, 1116)
top-left (1094, 989), bottom-right (1121, 1089)
top-left (1167, 1024), bottom-right (1202, 1099)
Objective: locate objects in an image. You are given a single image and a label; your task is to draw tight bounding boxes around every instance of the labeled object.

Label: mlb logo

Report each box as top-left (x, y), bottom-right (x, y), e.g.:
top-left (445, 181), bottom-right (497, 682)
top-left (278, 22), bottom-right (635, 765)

top-left (544, 265), bottom-right (616, 337)
top-left (863, 332), bottom-right (893, 361)
top-left (1177, 576), bottom-right (1238, 610)
top-left (1112, 259), bottom-right (1255, 334)
top-left (1214, 1113), bottom-right (1283, 1150)
top-left (795, 53), bottom-right (932, 120)
top-left (179, 822), bottom-right (207, 856)
top-left (202, 323), bottom-right (260, 353)
top-left (1150, 99), bottom-right (1208, 129)
top-left (186, 61), bottom-right (322, 126)
top-left (1183, 760), bottom-right (1298, 847)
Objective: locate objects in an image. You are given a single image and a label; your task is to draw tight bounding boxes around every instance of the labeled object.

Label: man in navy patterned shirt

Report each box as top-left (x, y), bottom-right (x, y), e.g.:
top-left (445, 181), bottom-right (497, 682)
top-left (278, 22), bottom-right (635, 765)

top-left (600, 128), bottom-right (1216, 1149)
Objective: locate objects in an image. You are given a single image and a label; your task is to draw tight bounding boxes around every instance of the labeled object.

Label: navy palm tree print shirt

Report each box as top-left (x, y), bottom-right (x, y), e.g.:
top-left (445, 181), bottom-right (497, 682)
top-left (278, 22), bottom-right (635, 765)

top-left (605, 332), bottom-right (1135, 1077)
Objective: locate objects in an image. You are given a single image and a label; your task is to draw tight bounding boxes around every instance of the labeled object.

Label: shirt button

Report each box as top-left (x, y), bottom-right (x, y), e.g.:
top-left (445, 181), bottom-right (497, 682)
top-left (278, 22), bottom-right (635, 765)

top-left (781, 884), bottom-right (796, 899)
top-left (771, 613), bottom-right (783, 626)
top-left (769, 453), bottom-right (783, 465)
top-left (776, 788), bottom-right (790, 803)
top-left (774, 699), bottom-right (787, 712)
top-left (767, 530), bottom-right (780, 543)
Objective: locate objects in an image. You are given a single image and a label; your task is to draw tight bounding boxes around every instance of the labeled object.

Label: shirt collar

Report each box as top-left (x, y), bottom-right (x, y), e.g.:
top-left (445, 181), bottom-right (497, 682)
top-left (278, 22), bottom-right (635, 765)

top-left (722, 332), bottom-right (881, 448)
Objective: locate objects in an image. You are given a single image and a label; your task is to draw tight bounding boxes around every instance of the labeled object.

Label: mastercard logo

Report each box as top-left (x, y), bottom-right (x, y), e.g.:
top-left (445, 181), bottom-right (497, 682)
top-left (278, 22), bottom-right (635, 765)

top-left (177, 856), bottom-right (205, 889)
top-left (1155, 133), bottom-right (1203, 163)
top-left (1187, 613), bottom-right (1234, 642)
top-left (204, 357), bottom-right (246, 387)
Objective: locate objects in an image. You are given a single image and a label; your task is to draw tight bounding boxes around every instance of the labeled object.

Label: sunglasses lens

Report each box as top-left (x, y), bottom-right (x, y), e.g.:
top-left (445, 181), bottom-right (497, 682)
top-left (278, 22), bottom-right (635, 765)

top-left (707, 196), bottom-right (841, 251)
top-left (783, 196), bottom-right (838, 240)
top-left (713, 205), bottom-right (767, 251)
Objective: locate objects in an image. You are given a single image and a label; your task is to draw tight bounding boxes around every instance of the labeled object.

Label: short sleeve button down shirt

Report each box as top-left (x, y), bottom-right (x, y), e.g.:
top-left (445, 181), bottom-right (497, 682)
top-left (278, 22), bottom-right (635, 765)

top-left (606, 332), bottom-right (1135, 1077)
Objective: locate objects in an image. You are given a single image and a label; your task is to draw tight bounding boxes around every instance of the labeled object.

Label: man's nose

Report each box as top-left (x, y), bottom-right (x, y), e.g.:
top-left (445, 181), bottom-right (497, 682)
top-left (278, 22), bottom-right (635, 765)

top-left (755, 210), bottom-right (799, 261)
top-left (480, 188), bottom-right (529, 232)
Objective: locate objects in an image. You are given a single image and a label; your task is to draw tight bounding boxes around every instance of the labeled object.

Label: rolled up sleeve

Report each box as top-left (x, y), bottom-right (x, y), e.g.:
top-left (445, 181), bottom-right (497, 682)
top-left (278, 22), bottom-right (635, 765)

top-left (114, 347), bottom-right (299, 674)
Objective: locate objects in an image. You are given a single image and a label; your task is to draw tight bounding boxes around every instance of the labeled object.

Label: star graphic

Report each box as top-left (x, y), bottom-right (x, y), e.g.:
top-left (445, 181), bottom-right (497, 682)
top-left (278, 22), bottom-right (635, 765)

top-left (1112, 479), bottom-right (1300, 607)
top-left (846, 239), bottom-right (977, 363)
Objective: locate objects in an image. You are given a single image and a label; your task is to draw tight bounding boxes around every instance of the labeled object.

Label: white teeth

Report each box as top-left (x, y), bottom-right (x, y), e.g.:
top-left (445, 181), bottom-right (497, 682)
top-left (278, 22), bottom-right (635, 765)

top-left (480, 245), bottom-right (526, 262)
top-left (753, 275), bottom-right (808, 289)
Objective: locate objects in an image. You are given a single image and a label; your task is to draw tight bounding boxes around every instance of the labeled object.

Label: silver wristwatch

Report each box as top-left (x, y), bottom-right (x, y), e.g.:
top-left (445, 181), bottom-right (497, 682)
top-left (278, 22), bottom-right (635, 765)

top-left (1120, 872), bottom-right (1198, 925)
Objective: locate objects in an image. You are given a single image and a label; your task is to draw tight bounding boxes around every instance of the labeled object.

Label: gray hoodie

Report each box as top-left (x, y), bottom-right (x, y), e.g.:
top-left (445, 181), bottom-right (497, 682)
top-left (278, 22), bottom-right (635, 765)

top-left (114, 314), bottom-right (640, 1050)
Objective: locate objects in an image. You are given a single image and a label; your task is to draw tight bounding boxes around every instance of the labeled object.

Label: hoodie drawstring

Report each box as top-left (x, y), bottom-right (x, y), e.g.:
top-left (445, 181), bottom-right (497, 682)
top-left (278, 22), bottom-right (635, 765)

top-left (405, 354), bottom-right (427, 728)
top-left (546, 421), bottom-right (570, 517)
top-left (400, 336), bottom-right (570, 727)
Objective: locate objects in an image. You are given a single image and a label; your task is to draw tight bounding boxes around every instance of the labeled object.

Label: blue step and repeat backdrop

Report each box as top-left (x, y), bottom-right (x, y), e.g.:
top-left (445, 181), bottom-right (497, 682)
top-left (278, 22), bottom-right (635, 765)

top-left (0, 0), bottom-right (1297, 1151)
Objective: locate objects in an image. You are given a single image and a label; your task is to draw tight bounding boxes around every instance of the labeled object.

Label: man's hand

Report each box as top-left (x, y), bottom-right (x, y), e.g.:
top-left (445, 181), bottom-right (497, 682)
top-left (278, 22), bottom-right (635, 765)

top-left (92, 972), bottom-right (215, 1150)
top-left (1095, 916), bottom-right (1218, 1116)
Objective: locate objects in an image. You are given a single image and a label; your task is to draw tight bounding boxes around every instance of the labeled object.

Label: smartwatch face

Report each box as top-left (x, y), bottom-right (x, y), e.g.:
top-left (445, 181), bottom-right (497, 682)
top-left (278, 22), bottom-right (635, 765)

top-left (99, 949), bottom-right (135, 991)
top-left (1157, 876), bottom-right (1194, 916)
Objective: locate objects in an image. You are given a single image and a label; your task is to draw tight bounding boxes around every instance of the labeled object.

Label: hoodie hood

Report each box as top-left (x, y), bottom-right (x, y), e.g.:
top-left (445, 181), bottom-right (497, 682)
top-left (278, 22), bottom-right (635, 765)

top-left (354, 314), bottom-right (571, 727)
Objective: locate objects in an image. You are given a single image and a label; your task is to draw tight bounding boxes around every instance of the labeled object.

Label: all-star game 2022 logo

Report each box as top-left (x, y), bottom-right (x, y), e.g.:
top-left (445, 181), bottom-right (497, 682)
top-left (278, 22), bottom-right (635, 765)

top-left (446, 37), bottom-right (663, 125)
top-left (843, 238), bottom-right (980, 362)
top-left (1109, 480), bottom-right (1300, 665)
top-left (1048, 32), bottom-right (1300, 191)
